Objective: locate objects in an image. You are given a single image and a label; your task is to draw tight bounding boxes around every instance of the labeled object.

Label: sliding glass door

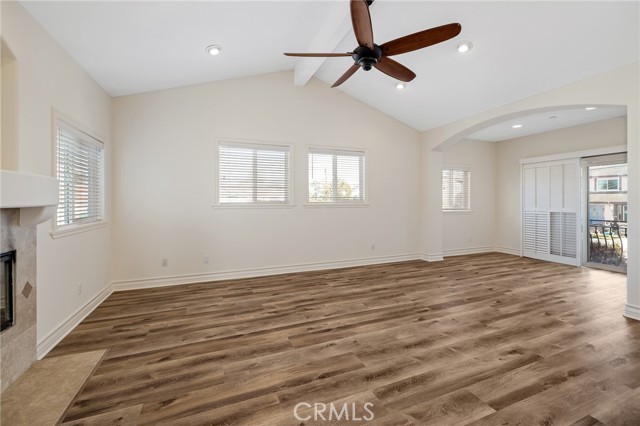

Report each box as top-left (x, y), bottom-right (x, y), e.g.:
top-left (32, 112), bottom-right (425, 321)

top-left (582, 154), bottom-right (628, 272)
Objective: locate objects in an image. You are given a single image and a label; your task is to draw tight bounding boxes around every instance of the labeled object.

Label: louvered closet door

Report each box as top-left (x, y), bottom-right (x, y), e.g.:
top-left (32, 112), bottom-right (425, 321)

top-left (522, 160), bottom-right (579, 266)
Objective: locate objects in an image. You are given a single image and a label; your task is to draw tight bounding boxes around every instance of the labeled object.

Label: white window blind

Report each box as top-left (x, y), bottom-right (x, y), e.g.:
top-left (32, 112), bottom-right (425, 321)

top-left (56, 120), bottom-right (104, 228)
top-left (218, 141), bottom-right (291, 204)
top-left (442, 169), bottom-right (470, 210)
top-left (308, 148), bottom-right (365, 203)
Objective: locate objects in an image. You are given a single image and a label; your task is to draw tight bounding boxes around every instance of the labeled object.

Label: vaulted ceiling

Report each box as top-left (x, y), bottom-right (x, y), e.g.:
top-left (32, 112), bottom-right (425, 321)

top-left (19, 1), bottom-right (640, 133)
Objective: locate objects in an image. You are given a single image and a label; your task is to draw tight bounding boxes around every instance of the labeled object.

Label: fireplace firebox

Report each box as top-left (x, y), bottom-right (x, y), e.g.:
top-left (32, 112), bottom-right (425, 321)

top-left (1, 250), bottom-right (16, 332)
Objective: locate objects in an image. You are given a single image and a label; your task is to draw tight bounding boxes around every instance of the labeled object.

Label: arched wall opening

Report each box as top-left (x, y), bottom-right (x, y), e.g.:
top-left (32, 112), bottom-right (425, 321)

top-left (435, 104), bottom-right (628, 258)
top-left (420, 63), bottom-right (638, 321)
top-left (432, 104), bottom-right (627, 152)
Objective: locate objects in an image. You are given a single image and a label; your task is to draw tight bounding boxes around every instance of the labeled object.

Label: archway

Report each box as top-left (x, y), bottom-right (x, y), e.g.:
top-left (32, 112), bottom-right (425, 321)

top-left (419, 74), bottom-right (638, 321)
top-left (432, 104), bottom-right (627, 152)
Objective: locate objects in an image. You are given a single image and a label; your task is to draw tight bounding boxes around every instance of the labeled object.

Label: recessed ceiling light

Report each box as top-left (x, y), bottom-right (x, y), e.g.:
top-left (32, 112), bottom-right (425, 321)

top-left (457, 41), bottom-right (473, 53)
top-left (585, 106), bottom-right (597, 111)
top-left (512, 124), bottom-right (523, 129)
top-left (396, 82), bottom-right (406, 90)
top-left (205, 44), bottom-right (223, 56)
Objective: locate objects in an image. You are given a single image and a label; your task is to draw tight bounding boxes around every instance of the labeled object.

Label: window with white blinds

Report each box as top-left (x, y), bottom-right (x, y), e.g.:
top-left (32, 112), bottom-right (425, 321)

top-left (308, 148), bottom-right (365, 203)
top-left (442, 168), bottom-right (470, 210)
top-left (218, 141), bottom-right (291, 205)
top-left (55, 119), bottom-right (105, 229)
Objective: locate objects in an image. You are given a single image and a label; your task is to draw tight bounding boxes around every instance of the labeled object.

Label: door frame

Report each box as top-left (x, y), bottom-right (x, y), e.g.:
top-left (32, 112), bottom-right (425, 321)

top-left (581, 152), bottom-right (628, 273)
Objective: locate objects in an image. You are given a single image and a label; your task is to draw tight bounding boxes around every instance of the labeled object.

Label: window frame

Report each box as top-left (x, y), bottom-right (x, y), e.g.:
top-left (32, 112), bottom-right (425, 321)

top-left (595, 176), bottom-right (621, 192)
top-left (51, 111), bottom-right (106, 238)
top-left (305, 146), bottom-right (367, 207)
top-left (442, 167), bottom-right (471, 212)
top-left (214, 139), bottom-right (294, 208)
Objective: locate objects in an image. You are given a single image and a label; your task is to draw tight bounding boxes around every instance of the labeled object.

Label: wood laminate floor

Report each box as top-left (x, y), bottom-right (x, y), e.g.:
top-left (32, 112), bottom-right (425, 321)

top-left (49, 253), bottom-right (640, 425)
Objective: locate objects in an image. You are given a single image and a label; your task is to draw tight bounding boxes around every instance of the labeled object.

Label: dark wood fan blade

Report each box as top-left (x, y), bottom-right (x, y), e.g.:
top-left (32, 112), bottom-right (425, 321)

top-left (284, 53), bottom-right (353, 57)
top-left (381, 23), bottom-right (462, 56)
top-left (373, 58), bottom-right (416, 82)
top-left (332, 63), bottom-right (360, 87)
top-left (351, 0), bottom-right (374, 49)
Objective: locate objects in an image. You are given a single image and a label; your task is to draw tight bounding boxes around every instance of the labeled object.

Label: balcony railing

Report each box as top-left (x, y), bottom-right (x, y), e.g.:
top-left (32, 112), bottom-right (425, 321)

top-left (588, 219), bottom-right (627, 268)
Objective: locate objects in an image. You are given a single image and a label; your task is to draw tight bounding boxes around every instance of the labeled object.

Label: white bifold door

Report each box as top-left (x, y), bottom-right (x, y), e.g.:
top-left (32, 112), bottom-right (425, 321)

top-left (522, 159), bottom-right (580, 266)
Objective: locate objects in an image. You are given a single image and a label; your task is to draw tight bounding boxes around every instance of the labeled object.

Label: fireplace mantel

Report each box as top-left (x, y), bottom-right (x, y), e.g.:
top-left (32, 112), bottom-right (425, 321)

top-left (0, 170), bottom-right (58, 226)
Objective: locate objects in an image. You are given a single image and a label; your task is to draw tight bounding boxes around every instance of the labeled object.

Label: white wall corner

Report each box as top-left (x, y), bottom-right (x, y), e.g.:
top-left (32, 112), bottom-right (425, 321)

top-left (420, 142), bottom-right (444, 259)
top-left (624, 303), bottom-right (640, 322)
top-left (37, 283), bottom-right (113, 359)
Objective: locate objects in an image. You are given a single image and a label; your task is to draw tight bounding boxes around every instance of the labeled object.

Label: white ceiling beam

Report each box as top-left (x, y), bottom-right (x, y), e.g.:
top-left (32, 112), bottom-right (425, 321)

top-left (294, 1), bottom-right (376, 86)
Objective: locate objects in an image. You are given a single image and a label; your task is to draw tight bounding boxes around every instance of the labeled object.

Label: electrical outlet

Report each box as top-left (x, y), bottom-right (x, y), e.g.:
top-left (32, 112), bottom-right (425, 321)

top-left (161, 258), bottom-right (168, 267)
top-left (371, 244), bottom-right (376, 250)
top-left (203, 255), bottom-right (209, 264)
top-left (76, 284), bottom-right (82, 295)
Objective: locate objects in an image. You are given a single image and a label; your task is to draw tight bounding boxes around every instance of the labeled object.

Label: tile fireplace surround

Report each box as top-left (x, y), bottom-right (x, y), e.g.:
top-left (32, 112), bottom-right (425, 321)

top-left (0, 209), bottom-right (36, 392)
top-left (0, 170), bottom-right (58, 392)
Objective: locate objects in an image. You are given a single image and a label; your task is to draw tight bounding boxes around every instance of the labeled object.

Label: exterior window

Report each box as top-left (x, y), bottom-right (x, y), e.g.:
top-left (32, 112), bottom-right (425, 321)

top-left (55, 119), bottom-right (105, 229)
top-left (308, 148), bottom-right (365, 203)
top-left (616, 204), bottom-right (629, 222)
top-left (442, 168), bottom-right (470, 211)
top-left (218, 141), bottom-right (291, 205)
top-left (595, 177), bottom-right (620, 191)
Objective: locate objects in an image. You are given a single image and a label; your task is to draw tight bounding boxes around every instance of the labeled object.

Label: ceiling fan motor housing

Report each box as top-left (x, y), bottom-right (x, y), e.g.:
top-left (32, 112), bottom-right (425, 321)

top-left (352, 45), bottom-right (383, 71)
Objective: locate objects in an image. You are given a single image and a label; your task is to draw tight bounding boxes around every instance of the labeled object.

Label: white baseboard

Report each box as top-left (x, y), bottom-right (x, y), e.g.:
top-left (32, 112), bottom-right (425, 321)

top-left (37, 254), bottom-right (422, 358)
top-left (420, 253), bottom-right (444, 262)
top-left (37, 249), bottom-right (532, 358)
top-left (111, 253), bottom-right (422, 291)
top-left (493, 246), bottom-right (521, 256)
top-left (624, 303), bottom-right (640, 321)
top-left (442, 246), bottom-right (521, 258)
top-left (36, 284), bottom-right (113, 360)
top-left (443, 246), bottom-right (495, 257)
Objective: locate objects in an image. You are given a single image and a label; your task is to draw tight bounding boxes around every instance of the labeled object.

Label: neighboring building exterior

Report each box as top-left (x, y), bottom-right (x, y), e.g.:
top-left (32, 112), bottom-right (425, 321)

top-left (588, 164), bottom-right (628, 223)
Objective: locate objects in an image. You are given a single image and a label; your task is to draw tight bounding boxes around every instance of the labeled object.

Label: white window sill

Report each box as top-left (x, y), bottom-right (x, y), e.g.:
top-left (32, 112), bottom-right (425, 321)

top-left (303, 203), bottom-right (369, 208)
top-left (212, 204), bottom-right (296, 209)
top-left (443, 209), bottom-right (473, 214)
top-left (50, 220), bottom-right (108, 239)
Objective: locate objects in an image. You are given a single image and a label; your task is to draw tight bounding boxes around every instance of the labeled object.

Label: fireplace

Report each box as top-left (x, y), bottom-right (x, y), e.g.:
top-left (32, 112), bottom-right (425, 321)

top-left (0, 171), bottom-right (58, 391)
top-left (1, 250), bottom-right (16, 332)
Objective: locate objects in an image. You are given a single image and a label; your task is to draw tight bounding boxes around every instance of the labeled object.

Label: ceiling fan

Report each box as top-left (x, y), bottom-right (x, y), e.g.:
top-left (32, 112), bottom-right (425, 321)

top-left (284, 0), bottom-right (461, 88)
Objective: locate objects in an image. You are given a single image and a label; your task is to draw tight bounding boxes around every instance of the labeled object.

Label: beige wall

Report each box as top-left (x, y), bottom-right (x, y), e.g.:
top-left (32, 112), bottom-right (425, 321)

top-left (442, 139), bottom-right (496, 255)
top-left (1, 39), bottom-right (19, 170)
top-left (111, 71), bottom-right (422, 284)
top-left (495, 116), bottom-right (627, 252)
top-left (1, 1), bottom-right (112, 351)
